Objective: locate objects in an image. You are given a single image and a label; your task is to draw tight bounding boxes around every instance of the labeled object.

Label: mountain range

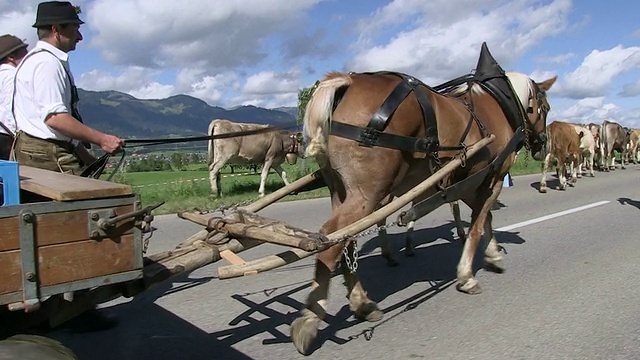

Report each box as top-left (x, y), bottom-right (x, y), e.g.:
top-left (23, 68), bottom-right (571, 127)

top-left (77, 89), bottom-right (299, 151)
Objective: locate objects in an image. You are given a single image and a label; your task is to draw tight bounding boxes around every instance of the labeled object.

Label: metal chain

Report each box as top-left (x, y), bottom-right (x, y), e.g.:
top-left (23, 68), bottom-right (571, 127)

top-left (342, 239), bottom-right (358, 273)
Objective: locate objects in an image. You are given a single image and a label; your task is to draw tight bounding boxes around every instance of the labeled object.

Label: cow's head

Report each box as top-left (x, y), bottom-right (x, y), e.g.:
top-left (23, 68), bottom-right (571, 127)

top-left (286, 132), bottom-right (305, 165)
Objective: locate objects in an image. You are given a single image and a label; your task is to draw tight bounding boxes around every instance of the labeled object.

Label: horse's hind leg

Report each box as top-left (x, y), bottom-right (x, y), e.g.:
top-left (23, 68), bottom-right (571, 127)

top-left (451, 201), bottom-right (467, 241)
top-left (291, 198), bottom-right (382, 355)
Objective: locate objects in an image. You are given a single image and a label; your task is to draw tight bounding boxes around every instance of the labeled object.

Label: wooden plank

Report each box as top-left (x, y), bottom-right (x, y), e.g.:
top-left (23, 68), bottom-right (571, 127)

top-left (219, 249), bottom-right (245, 265)
top-left (38, 233), bottom-right (137, 286)
top-left (0, 205), bottom-right (134, 252)
top-left (19, 165), bottom-right (133, 201)
top-left (0, 249), bottom-right (22, 295)
top-left (0, 217), bottom-right (20, 251)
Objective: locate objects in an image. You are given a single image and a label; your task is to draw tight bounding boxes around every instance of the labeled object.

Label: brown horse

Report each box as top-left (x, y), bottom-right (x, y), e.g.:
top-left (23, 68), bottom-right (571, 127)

top-left (291, 44), bottom-right (556, 354)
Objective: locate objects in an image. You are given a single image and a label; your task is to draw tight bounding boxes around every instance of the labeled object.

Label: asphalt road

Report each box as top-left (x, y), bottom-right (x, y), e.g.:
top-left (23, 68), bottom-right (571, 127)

top-left (47, 165), bottom-right (640, 360)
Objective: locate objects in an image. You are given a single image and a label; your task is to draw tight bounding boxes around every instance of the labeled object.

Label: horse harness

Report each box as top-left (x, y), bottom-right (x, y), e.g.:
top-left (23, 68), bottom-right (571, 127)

top-left (327, 42), bottom-right (546, 224)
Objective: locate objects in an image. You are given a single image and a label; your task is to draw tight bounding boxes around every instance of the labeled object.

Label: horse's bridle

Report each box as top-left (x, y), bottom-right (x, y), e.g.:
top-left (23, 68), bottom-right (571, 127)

top-left (524, 81), bottom-right (549, 152)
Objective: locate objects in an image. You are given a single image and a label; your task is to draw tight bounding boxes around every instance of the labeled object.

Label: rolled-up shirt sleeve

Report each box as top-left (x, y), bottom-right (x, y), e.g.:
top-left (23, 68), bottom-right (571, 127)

top-left (32, 59), bottom-right (70, 123)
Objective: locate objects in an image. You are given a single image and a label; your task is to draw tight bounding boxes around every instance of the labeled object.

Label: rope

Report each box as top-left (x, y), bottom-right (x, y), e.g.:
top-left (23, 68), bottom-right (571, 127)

top-left (122, 126), bottom-right (282, 148)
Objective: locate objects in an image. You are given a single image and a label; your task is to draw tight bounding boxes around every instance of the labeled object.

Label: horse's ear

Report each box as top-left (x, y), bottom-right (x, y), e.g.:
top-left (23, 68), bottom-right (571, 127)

top-left (538, 75), bottom-right (558, 92)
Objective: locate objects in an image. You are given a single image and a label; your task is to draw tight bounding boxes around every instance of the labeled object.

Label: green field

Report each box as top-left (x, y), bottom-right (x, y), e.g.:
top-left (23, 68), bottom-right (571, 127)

top-left (108, 155), bottom-right (543, 215)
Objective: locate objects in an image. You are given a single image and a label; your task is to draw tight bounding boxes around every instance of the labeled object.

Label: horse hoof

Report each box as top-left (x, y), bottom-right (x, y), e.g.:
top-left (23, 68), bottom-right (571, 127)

top-left (385, 257), bottom-right (399, 267)
top-left (456, 278), bottom-right (482, 295)
top-left (484, 259), bottom-right (505, 274)
top-left (354, 302), bottom-right (384, 322)
top-left (290, 311), bottom-right (320, 355)
top-left (405, 246), bottom-right (416, 256)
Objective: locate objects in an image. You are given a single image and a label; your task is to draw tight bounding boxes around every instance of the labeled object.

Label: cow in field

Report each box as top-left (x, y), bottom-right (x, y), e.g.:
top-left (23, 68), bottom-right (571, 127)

top-left (570, 123), bottom-right (596, 177)
top-left (539, 121), bottom-right (583, 193)
top-left (207, 119), bottom-right (303, 197)
top-left (600, 120), bottom-right (627, 171)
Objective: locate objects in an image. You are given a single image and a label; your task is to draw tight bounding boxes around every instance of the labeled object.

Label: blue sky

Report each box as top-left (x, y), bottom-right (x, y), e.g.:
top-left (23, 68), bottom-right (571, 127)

top-left (3, 0), bottom-right (640, 127)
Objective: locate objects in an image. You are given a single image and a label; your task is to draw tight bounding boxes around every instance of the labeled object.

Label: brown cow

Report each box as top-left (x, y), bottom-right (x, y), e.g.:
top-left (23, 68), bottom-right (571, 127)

top-left (207, 119), bottom-right (302, 197)
top-left (539, 121), bottom-right (582, 193)
top-left (600, 120), bottom-right (627, 171)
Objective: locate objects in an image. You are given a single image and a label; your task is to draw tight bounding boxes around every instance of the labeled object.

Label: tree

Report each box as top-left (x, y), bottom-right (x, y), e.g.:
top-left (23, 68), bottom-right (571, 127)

top-left (297, 81), bottom-right (319, 126)
top-left (297, 81), bottom-right (319, 175)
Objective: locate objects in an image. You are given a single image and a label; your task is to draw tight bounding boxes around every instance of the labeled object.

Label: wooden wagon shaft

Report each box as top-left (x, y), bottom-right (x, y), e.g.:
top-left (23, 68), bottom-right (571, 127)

top-left (174, 170), bottom-right (324, 249)
top-left (217, 134), bottom-right (496, 280)
top-left (177, 211), bottom-right (322, 251)
top-left (141, 237), bottom-right (262, 291)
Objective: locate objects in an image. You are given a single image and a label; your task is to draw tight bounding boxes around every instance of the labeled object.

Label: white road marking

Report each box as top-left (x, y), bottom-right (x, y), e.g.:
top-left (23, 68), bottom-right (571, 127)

top-left (496, 200), bottom-right (610, 232)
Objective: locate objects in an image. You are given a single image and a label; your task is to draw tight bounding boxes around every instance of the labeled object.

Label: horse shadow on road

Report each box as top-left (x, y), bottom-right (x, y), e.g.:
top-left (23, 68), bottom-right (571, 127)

top-left (617, 197), bottom-right (640, 210)
top-left (202, 221), bottom-right (527, 355)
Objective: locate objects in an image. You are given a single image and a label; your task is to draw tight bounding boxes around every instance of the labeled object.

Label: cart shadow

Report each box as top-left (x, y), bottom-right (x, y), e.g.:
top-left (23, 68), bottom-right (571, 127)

top-left (44, 273), bottom-right (257, 360)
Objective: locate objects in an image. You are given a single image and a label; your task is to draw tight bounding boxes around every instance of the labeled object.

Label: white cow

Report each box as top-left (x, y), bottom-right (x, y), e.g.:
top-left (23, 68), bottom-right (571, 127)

top-left (570, 123), bottom-right (596, 177)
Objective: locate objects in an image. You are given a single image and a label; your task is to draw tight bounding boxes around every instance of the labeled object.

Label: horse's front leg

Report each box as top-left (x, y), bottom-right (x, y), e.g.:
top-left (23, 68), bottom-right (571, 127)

top-left (457, 180), bottom-right (501, 294)
top-left (483, 210), bottom-right (505, 273)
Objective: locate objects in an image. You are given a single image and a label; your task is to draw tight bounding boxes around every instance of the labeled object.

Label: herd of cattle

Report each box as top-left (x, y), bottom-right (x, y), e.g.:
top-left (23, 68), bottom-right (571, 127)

top-left (540, 119), bottom-right (640, 193)
top-left (204, 118), bottom-right (640, 198)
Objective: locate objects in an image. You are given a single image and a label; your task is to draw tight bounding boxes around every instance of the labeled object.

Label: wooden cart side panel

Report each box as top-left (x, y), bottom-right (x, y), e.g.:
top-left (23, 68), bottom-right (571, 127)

top-left (0, 233), bottom-right (138, 295)
top-left (0, 205), bottom-right (134, 252)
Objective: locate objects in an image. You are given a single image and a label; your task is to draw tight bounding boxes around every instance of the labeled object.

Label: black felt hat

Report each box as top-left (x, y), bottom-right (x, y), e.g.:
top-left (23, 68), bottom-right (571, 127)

top-left (32, 1), bottom-right (84, 28)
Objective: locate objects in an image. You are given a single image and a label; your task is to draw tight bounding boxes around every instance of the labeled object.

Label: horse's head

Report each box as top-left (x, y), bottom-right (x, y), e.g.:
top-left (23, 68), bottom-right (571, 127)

top-left (507, 72), bottom-right (557, 161)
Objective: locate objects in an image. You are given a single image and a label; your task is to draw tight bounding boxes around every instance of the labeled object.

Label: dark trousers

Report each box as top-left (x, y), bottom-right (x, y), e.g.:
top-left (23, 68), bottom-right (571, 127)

top-left (0, 133), bottom-right (13, 160)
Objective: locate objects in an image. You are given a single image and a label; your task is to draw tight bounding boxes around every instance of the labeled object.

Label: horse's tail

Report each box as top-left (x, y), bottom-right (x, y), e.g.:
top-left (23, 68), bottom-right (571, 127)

top-left (303, 73), bottom-right (352, 159)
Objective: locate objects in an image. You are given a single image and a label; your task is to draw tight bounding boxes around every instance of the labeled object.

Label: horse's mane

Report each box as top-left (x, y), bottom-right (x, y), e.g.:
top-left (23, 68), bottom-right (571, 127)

top-left (447, 71), bottom-right (533, 110)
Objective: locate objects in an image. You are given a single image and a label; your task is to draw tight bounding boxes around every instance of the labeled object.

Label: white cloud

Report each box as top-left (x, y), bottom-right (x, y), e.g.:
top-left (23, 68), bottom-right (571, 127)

top-left (86, 0), bottom-right (326, 70)
top-left (350, 0), bottom-right (572, 83)
top-left (557, 45), bottom-right (640, 99)
top-left (538, 53), bottom-right (575, 65)
top-left (555, 97), bottom-right (623, 124)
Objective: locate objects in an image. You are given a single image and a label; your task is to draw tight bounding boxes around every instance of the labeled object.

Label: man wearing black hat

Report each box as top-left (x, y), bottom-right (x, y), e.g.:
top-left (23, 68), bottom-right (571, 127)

top-left (0, 35), bottom-right (28, 160)
top-left (12, 1), bottom-right (124, 175)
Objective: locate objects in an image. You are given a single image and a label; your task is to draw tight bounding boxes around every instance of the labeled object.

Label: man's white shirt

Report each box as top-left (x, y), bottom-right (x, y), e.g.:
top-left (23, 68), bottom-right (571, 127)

top-left (13, 40), bottom-right (75, 142)
top-left (0, 63), bottom-right (17, 135)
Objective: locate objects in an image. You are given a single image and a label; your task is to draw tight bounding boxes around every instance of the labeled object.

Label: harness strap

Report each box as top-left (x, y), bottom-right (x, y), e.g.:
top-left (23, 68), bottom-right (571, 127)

top-left (398, 127), bottom-right (525, 225)
top-left (367, 77), bottom-right (413, 131)
top-left (330, 71), bottom-right (448, 154)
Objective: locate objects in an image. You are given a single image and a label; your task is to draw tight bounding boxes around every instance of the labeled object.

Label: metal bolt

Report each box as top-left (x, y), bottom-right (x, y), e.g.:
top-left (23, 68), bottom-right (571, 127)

top-left (108, 210), bottom-right (117, 218)
top-left (21, 213), bottom-right (34, 223)
top-left (25, 272), bottom-right (35, 281)
top-left (91, 213), bottom-right (100, 221)
top-left (91, 230), bottom-right (101, 238)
